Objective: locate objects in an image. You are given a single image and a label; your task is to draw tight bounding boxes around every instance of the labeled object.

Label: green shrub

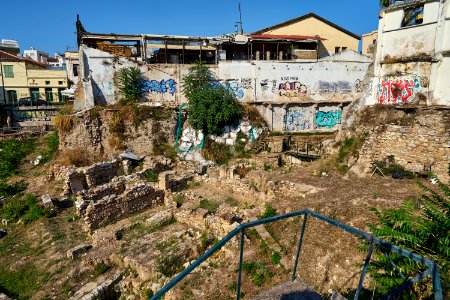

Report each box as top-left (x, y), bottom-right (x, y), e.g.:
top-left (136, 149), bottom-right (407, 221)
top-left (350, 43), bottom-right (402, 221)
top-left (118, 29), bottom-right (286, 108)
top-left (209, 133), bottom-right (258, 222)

top-left (366, 180), bottom-right (450, 297)
top-left (183, 61), bottom-right (242, 135)
top-left (116, 66), bottom-right (144, 104)
top-left (144, 169), bottom-right (159, 182)
top-left (260, 204), bottom-right (277, 219)
top-left (202, 138), bottom-right (231, 165)
top-left (271, 251), bottom-right (281, 265)
top-left (242, 262), bottom-right (273, 287)
top-left (94, 263), bottom-right (110, 276)
top-left (198, 199), bottom-right (219, 214)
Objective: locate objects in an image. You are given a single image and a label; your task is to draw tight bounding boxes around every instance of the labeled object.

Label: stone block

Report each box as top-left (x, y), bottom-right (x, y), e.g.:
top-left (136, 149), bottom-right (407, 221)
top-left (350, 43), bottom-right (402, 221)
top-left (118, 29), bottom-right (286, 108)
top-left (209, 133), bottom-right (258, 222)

top-left (41, 194), bottom-right (54, 208)
top-left (66, 244), bottom-right (92, 260)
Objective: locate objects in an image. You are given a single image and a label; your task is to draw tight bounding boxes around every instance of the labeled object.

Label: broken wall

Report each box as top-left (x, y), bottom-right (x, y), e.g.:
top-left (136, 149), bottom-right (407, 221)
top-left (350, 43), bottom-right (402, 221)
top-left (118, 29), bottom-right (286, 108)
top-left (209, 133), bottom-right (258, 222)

top-left (352, 108), bottom-right (450, 182)
top-left (78, 46), bottom-right (370, 109)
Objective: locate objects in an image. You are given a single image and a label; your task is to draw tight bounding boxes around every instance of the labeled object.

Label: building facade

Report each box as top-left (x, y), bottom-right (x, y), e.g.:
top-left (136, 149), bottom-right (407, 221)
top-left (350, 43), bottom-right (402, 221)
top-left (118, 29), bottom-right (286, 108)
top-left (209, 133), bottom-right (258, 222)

top-left (370, 0), bottom-right (450, 106)
top-left (23, 48), bottom-right (49, 64)
top-left (0, 51), bottom-right (68, 105)
top-left (361, 30), bottom-right (378, 58)
top-left (252, 13), bottom-right (361, 58)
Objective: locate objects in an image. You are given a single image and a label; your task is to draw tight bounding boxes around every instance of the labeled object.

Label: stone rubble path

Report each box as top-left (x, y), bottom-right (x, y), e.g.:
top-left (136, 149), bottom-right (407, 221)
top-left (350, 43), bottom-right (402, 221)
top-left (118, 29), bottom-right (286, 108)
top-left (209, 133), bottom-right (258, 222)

top-left (249, 279), bottom-right (324, 300)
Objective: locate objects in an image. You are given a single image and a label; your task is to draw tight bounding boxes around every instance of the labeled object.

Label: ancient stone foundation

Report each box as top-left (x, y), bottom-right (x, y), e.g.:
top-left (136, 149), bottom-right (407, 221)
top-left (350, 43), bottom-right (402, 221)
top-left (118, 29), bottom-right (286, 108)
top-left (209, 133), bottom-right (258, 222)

top-left (353, 109), bottom-right (450, 181)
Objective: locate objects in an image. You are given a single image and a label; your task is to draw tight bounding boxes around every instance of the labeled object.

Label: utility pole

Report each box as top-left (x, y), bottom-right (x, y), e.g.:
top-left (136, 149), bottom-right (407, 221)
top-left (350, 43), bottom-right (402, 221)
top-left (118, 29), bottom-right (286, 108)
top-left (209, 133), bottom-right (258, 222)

top-left (0, 51), bottom-right (6, 105)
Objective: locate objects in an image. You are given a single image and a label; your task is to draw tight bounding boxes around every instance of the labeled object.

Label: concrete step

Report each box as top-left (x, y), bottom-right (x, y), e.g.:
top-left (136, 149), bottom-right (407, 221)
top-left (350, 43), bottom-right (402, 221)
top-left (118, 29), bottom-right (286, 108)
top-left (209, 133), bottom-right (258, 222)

top-left (249, 280), bottom-right (323, 300)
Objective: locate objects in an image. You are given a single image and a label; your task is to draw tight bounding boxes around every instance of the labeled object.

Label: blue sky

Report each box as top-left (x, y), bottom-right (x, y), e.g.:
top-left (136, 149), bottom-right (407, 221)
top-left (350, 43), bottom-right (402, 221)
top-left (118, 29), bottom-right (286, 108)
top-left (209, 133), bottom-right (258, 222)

top-left (0, 0), bottom-right (380, 55)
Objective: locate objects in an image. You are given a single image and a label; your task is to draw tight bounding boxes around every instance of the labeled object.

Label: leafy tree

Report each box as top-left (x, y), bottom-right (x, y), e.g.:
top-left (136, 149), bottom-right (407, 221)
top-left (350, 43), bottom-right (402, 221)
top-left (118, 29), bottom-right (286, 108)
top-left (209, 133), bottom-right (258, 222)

top-left (183, 62), bottom-right (242, 135)
top-left (366, 180), bottom-right (450, 298)
top-left (116, 66), bottom-right (144, 104)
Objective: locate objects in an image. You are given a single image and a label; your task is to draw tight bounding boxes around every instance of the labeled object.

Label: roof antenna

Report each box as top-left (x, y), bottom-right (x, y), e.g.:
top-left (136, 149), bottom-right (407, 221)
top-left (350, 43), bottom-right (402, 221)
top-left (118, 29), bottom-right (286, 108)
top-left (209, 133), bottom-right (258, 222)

top-left (238, 3), bottom-right (244, 34)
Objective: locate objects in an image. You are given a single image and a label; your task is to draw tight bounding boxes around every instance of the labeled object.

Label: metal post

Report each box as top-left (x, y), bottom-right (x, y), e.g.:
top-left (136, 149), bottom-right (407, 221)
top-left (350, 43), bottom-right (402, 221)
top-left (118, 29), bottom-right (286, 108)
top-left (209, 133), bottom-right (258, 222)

top-left (432, 263), bottom-right (443, 300)
top-left (0, 51), bottom-right (6, 105)
top-left (354, 238), bottom-right (375, 299)
top-left (292, 214), bottom-right (308, 281)
top-left (236, 229), bottom-right (245, 300)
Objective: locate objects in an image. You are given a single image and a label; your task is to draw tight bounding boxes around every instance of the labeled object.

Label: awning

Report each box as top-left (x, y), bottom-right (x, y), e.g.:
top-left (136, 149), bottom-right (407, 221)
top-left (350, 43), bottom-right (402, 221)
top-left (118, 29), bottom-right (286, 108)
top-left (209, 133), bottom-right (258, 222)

top-left (61, 88), bottom-right (75, 98)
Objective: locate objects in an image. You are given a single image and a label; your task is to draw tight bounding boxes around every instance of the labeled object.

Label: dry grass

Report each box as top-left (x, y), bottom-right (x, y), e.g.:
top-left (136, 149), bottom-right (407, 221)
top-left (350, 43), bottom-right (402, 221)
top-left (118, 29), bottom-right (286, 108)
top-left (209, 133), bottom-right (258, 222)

top-left (56, 148), bottom-right (93, 167)
top-left (54, 114), bottom-right (75, 133)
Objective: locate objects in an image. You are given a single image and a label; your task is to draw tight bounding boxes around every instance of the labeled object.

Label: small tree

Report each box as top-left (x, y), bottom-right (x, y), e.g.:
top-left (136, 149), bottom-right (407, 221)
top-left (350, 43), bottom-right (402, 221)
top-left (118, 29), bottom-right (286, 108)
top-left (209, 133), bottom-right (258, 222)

top-left (116, 66), bottom-right (144, 104)
top-left (183, 62), bottom-right (242, 135)
top-left (366, 180), bottom-right (450, 298)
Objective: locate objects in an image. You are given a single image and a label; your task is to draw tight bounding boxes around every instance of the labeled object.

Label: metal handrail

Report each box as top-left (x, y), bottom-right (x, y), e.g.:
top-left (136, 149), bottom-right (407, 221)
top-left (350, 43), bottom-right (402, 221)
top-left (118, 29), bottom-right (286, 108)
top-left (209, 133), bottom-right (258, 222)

top-left (150, 209), bottom-right (443, 300)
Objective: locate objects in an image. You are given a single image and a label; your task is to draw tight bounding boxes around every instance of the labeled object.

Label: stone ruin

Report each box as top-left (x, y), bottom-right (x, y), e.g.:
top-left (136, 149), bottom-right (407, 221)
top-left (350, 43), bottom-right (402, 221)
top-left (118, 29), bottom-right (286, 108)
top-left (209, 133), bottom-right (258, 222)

top-left (63, 156), bottom-right (192, 231)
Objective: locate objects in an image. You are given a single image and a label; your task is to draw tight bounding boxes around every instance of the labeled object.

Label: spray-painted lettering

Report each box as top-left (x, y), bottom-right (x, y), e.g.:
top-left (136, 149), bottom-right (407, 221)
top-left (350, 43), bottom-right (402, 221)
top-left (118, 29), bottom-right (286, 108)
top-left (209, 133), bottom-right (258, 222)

top-left (318, 81), bottom-right (352, 93)
top-left (284, 111), bottom-right (311, 131)
top-left (142, 79), bottom-right (177, 95)
top-left (378, 76), bottom-right (421, 104)
top-left (315, 110), bottom-right (342, 129)
top-left (279, 81), bottom-right (308, 97)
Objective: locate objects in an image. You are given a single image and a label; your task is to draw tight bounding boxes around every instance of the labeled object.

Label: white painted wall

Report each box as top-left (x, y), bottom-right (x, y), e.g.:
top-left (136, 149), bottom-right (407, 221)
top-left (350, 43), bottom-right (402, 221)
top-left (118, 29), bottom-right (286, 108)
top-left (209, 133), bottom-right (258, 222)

top-left (373, 0), bottom-right (450, 107)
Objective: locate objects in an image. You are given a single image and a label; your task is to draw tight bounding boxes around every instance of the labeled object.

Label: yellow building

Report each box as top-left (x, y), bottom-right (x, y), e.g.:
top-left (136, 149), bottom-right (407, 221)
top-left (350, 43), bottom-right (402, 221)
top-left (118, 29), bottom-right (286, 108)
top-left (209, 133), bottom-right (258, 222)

top-left (361, 30), bottom-right (378, 58)
top-left (0, 50), bottom-right (68, 105)
top-left (252, 13), bottom-right (361, 58)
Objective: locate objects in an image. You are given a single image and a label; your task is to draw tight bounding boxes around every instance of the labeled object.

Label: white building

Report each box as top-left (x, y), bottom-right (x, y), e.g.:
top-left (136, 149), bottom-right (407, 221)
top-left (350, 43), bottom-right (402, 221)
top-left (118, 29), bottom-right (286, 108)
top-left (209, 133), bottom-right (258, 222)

top-left (370, 0), bottom-right (450, 106)
top-left (23, 47), bottom-right (49, 64)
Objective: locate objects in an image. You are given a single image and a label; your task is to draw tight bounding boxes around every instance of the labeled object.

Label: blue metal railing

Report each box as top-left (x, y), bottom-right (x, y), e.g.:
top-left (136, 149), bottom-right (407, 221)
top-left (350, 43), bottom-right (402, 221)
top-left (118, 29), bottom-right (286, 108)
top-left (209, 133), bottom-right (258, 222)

top-left (151, 209), bottom-right (443, 300)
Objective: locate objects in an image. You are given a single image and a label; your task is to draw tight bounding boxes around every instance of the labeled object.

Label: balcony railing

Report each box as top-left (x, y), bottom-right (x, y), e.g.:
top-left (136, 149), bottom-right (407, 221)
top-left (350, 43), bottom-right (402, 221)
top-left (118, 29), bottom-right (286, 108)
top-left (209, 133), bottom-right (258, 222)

top-left (150, 209), bottom-right (443, 300)
top-left (381, 0), bottom-right (425, 9)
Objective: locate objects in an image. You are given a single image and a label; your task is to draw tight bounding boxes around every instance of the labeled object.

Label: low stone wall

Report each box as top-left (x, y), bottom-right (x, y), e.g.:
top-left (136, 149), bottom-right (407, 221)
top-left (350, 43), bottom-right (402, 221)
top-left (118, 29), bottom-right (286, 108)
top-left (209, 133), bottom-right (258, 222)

top-left (80, 184), bottom-right (164, 230)
top-left (352, 109), bottom-right (450, 181)
top-left (84, 161), bottom-right (120, 187)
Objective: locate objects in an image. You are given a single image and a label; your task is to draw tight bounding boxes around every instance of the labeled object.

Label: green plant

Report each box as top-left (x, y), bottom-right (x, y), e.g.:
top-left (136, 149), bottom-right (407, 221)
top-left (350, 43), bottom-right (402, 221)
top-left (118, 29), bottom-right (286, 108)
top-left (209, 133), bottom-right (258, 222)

top-left (260, 204), bottom-right (277, 219)
top-left (144, 289), bottom-right (154, 298)
top-left (0, 139), bottom-right (36, 179)
top-left (116, 66), bottom-right (144, 104)
top-left (0, 181), bottom-right (27, 197)
top-left (173, 194), bottom-right (184, 205)
top-left (263, 162), bottom-right (272, 171)
top-left (202, 138), bottom-right (231, 165)
top-left (335, 134), bottom-right (367, 171)
top-left (225, 197), bottom-right (239, 207)
top-left (144, 169), bottom-right (159, 182)
top-left (198, 199), bottom-right (219, 214)
top-left (242, 262), bottom-right (273, 287)
top-left (40, 130), bottom-right (59, 164)
top-left (0, 194), bottom-right (53, 223)
top-left (366, 180), bottom-right (450, 298)
top-left (155, 240), bottom-right (184, 277)
top-left (94, 262), bottom-right (110, 276)
top-left (271, 251), bottom-right (281, 265)
top-left (183, 61), bottom-right (242, 135)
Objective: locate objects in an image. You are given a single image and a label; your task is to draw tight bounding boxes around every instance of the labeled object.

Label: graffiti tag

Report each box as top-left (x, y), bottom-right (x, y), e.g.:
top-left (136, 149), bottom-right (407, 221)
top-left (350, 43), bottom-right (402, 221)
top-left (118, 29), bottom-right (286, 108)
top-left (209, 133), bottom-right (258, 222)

top-left (354, 79), bottom-right (363, 93)
top-left (378, 76), bottom-right (421, 104)
top-left (315, 110), bottom-right (342, 129)
top-left (318, 81), bottom-right (352, 93)
top-left (284, 111), bottom-right (311, 131)
top-left (279, 81), bottom-right (308, 97)
top-left (143, 79), bottom-right (177, 95)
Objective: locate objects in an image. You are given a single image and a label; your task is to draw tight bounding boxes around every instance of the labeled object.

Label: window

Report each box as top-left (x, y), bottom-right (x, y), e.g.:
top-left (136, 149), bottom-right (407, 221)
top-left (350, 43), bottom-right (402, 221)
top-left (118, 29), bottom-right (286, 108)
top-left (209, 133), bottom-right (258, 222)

top-left (342, 47), bottom-right (347, 51)
top-left (45, 81), bottom-right (50, 85)
top-left (73, 64), bottom-right (79, 77)
top-left (335, 47), bottom-right (341, 53)
top-left (30, 88), bottom-right (40, 101)
top-left (3, 65), bottom-right (14, 78)
top-left (58, 81), bottom-right (63, 85)
top-left (402, 5), bottom-right (424, 27)
top-left (7, 90), bottom-right (17, 104)
top-left (45, 88), bottom-right (53, 102)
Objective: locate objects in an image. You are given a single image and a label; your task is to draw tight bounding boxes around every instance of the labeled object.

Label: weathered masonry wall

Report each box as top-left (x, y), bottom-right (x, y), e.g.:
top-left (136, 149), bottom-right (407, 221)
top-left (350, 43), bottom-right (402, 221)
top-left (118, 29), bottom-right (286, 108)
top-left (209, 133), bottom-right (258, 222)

top-left (78, 46), bottom-right (370, 111)
top-left (352, 109), bottom-right (450, 182)
top-left (370, 1), bottom-right (450, 106)
top-left (255, 102), bottom-right (348, 132)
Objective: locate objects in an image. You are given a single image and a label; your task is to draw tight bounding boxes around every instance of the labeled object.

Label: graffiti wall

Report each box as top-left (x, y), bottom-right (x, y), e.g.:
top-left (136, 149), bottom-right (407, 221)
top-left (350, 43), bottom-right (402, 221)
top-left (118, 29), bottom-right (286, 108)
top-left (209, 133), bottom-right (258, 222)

top-left (217, 60), bottom-right (369, 103)
top-left (284, 107), bottom-right (314, 131)
top-left (315, 110), bottom-right (342, 129)
top-left (378, 75), bottom-right (421, 104)
top-left (10, 108), bottom-right (58, 123)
